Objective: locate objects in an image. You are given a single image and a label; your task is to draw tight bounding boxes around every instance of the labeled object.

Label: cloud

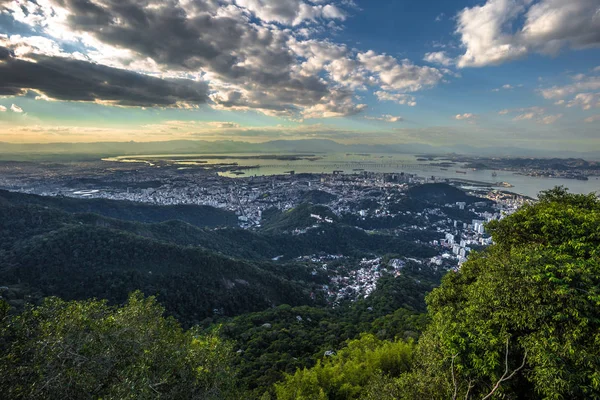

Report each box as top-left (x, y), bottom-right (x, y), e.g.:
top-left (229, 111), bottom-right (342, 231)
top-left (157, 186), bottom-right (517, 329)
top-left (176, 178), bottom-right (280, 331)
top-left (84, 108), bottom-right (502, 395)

top-left (0, 46), bottom-right (210, 107)
top-left (566, 93), bottom-right (600, 110)
top-left (235, 0), bottom-right (346, 26)
top-left (539, 71), bottom-right (600, 110)
top-left (374, 91), bottom-right (417, 106)
top-left (538, 113), bottom-right (563, 125)
top-left (539, 76), bottom-right (600, 99)
top-left (358, 51), bottom-right (445, 92)
top-left (0, 0), bottom-right (346, 118)
top-left (301, 89), bottom-right (367, 119)
top-left (456, 0), bottom-right (600, 68)
top-left (455, 113), bottom-right (477, 120)
top-left (492, 83), bottom-right (524, 92)
top-left (423, 51), bottom-right (454, 67)
top-left (507, 107), bottom-right (545, 122)
top-left (365, 115), bottom-right (404, 123)
top-left (584, 115), bottom-right (600, 123)
top-left (513, 113), bottom-right (536, 121)
top-left (10, 104), bottom-right (23, 113)
top-left (500, 106), bottom-right (561, 124)
top-left (0, 0), bottom-right (450, 120)
top-left (206, 121), bottom-right (242, 129)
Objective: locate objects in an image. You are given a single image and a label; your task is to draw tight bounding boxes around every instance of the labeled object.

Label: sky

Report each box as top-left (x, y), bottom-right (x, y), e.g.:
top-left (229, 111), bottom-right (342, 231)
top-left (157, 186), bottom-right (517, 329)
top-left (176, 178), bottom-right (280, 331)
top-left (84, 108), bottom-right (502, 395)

top-left (0, 0), bottom-right (599, 152)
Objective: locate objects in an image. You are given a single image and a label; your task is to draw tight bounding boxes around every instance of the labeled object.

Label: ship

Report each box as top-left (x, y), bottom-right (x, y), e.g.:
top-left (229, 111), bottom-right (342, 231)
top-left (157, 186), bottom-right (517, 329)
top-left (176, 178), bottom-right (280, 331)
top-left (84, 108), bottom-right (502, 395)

top-left (456, 170), bottom-right (467, 174)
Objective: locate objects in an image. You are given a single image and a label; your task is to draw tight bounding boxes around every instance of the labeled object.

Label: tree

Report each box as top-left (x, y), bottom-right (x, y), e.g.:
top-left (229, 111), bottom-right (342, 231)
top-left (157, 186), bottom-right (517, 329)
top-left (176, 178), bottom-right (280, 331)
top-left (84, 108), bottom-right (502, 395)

top-left (391, 188), bottom-right (600, 399)
top-left (274, 334), bottom-right (414, 400)
top-left (0, 292), bottom-right (238, 400)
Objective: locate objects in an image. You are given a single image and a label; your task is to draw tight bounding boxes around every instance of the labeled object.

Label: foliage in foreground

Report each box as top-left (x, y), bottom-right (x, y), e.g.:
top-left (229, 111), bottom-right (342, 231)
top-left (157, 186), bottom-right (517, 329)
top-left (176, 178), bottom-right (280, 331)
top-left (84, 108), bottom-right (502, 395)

top-left (274, 334), bottom-right (414, 400)
top-left (267, 188), bottom-right (600, 399)
top-left (0, 292), bottom-right (237, 400)
top-left (2, 187), bottom-right (599, 400)
top-left (382, 188), bottom-right (600, 399)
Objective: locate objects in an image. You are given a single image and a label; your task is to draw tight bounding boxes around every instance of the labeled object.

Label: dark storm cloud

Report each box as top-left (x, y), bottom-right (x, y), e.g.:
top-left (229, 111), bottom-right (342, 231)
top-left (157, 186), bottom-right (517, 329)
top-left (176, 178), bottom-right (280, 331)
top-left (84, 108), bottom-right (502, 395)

top-left (0, 47), bottom-right (209, 107)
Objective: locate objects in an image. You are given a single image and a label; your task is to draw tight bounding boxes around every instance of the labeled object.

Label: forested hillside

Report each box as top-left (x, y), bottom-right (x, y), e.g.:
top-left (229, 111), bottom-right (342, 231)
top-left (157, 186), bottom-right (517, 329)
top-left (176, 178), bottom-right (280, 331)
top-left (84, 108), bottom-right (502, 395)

top-left (0, 192), bottom-right (434, 327)
top-left (0, 189), bottom-right (239, 227)
top-left (2, 188), bottom-right (598, 399)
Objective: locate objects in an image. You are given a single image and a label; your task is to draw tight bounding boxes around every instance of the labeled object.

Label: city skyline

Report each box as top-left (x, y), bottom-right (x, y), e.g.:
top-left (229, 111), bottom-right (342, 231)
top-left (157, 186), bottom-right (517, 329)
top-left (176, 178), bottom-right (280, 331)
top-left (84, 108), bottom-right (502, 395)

top-left (0, 0), bottom-right (599, 152)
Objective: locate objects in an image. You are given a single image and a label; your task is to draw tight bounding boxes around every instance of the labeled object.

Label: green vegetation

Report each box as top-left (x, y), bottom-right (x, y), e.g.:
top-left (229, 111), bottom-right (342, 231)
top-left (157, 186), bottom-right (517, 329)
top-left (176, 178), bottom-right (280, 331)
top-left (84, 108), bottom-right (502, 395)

top-left (0, 189), bottom-right (239, 227)
top-left (219, 265), bottom-right (438, 396)
top-left (242, 187), bottom-right (600, 399)
top-left (274, 334), bottom-right (414, 400)
top-left (361, 187), bottom-right (600, 399)
top-left (0, 201), bottom-right (320, 325)
top-left (2, 187), bottom-right (599, 399)
top-left (260, 203), bottom-right (339, 233)
top-left (405, 183), bottom-right (491, 205)
top-left (300, 190), bottom-right (337, 204)
top-left (407, 187), bottom-right (600, 399)
top-left (0, 292), bottom-right (237, 400)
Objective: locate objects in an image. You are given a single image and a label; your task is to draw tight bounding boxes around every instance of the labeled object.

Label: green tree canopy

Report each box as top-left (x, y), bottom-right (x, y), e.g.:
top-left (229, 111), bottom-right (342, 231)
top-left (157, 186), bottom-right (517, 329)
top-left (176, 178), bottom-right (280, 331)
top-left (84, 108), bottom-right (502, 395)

top-left (391, 188), bottom-right (600, 399)
top-left (274, 334), bottom-right (414, 400)
top-left (0, 292), bottom-right (237, 400)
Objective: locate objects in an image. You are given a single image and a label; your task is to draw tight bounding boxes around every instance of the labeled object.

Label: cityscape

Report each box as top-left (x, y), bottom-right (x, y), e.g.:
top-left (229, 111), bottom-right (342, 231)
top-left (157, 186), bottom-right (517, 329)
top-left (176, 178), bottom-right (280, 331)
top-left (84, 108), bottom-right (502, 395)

top-left (0, 156), bottom-right (527, 305)
top-left (0, 0), bottom-right (598, 398)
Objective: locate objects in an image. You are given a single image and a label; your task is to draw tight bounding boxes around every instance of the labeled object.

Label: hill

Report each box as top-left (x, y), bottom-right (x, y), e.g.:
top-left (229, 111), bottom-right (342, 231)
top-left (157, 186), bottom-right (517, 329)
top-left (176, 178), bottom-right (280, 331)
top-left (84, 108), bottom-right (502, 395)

top-left (0, 189), bottom-right (238, 227)
top-left (260, 203), bottom-right (339, 233)
top-left (0, 191), bottom-right (436, 261)
top-left (0, 202), bottom-right (321, 326)
top-left (405, 183), bottom-right (491, 205)
top-left (0, 194), bottom-right (436, 326)
top-left (300, 189), bottom-right (337, 204)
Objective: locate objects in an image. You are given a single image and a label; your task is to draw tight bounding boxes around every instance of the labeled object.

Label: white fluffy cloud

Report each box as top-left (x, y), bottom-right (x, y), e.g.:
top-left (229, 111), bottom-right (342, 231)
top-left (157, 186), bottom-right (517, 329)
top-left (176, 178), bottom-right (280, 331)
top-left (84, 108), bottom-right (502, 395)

top-left (539, 71), bottom-right (600, 111)
top-left (539, 76), bottom-right (600, 100)
top-left (358, 51), bottom-right (444, 92)
top-left (10, 104), bottom-right (23, 113)
top-left (492, 83), bottom-right (524, 91)
top-left (423, 51), bottom-right (454, 67)
top-left (499, 106), bottom-right (562, 124)
top-left (566, 93), bottom-right (600, 110)
top-left (235, 0), bottom-right (346, 26)
top-left (456, 0), bottom-right (600, 68)
top-left (455, 113), bottom-right (477, 120)
top-left (374, 91), bottom-right (417, 106)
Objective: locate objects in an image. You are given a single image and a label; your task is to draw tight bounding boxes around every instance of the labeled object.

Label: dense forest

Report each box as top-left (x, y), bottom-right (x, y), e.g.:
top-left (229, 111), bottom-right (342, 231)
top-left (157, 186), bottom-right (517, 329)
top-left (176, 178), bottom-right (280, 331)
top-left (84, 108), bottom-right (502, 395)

top-left (0, 189), bottom-right (435, 326)
top-left (0, 189), bottom-right (239, 227)
top-left (1, 187), bottom-right (599, 398)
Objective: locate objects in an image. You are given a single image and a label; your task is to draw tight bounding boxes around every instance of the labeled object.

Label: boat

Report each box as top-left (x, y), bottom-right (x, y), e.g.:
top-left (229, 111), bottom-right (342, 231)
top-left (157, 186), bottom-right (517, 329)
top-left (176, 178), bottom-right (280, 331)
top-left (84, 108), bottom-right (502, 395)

top-left (492, 171), bottom-right (498, 177)
top-left (456, 170), bottom-right (467, 174)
